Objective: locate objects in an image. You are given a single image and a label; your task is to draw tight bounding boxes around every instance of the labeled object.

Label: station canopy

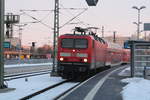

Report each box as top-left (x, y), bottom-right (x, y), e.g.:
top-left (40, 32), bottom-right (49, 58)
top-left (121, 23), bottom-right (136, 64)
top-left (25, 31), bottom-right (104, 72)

top-left (86, 0), bottom-right (99, 6)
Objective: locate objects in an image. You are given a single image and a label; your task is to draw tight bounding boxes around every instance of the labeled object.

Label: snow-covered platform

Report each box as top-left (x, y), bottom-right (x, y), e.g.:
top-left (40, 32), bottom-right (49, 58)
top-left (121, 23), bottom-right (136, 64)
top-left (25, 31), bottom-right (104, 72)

top-left (60, 65), bottom-right (150, 100)
top-left (0, 74), bottom-right (65, 100)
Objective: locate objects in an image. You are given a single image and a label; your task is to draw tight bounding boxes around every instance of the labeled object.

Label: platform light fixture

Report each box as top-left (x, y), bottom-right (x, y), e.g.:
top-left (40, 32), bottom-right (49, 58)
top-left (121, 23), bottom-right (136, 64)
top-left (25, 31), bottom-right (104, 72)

top-left (132, 6), bottom-right (146, 40)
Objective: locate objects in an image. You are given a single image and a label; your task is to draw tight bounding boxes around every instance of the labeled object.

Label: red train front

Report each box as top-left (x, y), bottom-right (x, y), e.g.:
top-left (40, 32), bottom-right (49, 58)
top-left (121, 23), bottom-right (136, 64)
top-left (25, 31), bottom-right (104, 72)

top-left (57, 27), bottom-right (130, 79)
top-left (57, 27), bottom-right (107, 79)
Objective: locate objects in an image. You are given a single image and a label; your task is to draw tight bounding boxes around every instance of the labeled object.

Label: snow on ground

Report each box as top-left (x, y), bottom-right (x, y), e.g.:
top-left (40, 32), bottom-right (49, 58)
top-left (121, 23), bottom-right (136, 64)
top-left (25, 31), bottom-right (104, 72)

top-left (118, 67), bottom-right (130, 76)
top-left (121, 78), bottom-right (150, 100)
top-left (120, 67), bottom-right (150, 100)
top-left (1, 62), bottom-right (78, 100)
top-left (0, 74), bottom-right (64, 100)
top-left (5, 63), bottom-right (52, 68)
top-left (30, 82), bottom-right (78, 100)
top-left (3, 65), bottom-right (150, 100)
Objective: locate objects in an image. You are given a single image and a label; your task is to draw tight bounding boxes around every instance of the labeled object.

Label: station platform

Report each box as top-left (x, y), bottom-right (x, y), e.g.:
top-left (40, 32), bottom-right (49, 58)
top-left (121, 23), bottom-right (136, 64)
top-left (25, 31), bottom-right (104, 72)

top-left (59, 65), bottom-right (130, 100)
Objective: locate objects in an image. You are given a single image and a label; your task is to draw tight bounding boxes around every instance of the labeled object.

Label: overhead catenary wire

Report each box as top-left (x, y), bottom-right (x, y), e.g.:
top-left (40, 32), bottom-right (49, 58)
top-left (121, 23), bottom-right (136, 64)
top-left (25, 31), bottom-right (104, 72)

top-left (59, 11), bottom-right (86, 25)
top-left (59, 4), bottom-right (91, 27)
top-left (20, 9), bottom-right (54, 12)
top-left (20, 10), bottom-right (53, 29)
top-left (59, 8), bottom-right (88, 29)
top-left (19, 7), bottom-right (90, 30)
top-left (19, 9), bottom-right (53, 27)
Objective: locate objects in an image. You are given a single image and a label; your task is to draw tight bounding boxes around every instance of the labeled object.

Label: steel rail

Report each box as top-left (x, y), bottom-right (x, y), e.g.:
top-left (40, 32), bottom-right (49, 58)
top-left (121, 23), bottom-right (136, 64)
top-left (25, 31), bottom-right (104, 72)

top-left (53, 82), bottom-right (81, 100)
top-left (20, 80), bottom-right (70, 100)
top-left (4, 70), bottom-right (51, 81)
top-left (5, 69), bottom-right (51, 77)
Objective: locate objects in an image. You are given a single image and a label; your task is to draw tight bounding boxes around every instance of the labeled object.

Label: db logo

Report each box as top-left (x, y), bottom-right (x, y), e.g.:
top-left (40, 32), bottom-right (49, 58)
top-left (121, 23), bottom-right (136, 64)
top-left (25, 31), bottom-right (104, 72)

top-left (71, 53), bottom-right (76, 57)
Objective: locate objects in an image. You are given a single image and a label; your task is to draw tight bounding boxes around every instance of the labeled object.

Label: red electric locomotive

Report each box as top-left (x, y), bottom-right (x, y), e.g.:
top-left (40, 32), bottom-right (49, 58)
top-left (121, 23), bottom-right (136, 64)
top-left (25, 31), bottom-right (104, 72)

top-left (57, 27), bottom-right (130, 79)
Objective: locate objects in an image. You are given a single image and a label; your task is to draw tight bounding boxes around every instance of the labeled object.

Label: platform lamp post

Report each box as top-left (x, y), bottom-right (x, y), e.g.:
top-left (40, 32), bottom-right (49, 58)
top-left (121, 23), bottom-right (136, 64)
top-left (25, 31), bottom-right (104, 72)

top-left (132, 6), bottom-right (146, 40)
top-left (0, 0), bottom-right (7, 89)
top-left (113, 31), bottom-right (116, 43)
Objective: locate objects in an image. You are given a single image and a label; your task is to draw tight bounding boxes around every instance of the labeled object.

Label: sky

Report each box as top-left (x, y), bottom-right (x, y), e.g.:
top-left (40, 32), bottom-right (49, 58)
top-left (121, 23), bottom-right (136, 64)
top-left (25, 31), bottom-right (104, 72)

top-left (5, 0), bottom-right (150, 46)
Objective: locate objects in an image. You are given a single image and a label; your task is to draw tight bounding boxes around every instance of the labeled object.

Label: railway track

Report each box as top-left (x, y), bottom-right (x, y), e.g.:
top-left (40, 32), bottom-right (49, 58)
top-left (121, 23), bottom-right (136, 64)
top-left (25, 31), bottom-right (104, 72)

top-left (18, 69), bottom-right (105, 100)
top-left (53, 82), bottom-right (81, 100)
top-left (20, 80), bottom-right (73, 100)
top-left (4, 69), bottom-right (51, 81)
top-left (5, 65), bottom-right (51, 75)
top-left (4, 64), bottom-right (126, 100)
top-left (18, 67), bottom-right (113, 100)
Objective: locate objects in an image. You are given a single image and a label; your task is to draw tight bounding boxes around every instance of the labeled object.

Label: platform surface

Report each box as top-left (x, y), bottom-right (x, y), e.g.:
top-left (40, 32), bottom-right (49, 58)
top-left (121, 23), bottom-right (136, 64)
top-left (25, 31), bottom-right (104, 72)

top-left (60, 65), bottom-right (129, 100)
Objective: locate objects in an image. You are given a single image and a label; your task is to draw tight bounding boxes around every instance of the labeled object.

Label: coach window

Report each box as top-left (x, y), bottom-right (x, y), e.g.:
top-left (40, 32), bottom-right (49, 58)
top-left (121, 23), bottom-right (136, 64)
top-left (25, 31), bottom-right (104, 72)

top-left (61, 38), bottom-right (74, 48)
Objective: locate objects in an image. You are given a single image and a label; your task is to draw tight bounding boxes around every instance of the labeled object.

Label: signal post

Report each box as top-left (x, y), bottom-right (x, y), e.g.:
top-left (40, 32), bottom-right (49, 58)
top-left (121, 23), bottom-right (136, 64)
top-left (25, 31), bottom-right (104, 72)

top-left (0, 0), bottom-right (6, 89)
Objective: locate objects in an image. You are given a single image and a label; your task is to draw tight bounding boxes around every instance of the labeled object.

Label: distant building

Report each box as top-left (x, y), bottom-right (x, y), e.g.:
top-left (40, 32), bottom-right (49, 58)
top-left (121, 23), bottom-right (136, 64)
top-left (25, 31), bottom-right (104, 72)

top-left (131, 33), bottom-right (150, 41)
top-left (104, 36), bottom-right (131, 47)
top-left (4, 37), bottom-right (50, 59)
top-left (4, 37), bottom-right (26, 59)
top-left (4, 37), bottom-right (20, 49)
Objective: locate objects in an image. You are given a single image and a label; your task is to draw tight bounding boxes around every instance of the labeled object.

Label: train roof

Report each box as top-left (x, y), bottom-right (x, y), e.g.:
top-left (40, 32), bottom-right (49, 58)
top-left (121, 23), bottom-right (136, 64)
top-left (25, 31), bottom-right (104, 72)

top-left (104, 39), bottom-right (122, 49)
top-left (60, 33), bottom-right (106, 43)
top-left (60, 33), bottom-right (123, 49)
top-left (60, 34), bottom-right (92, 38)
top-left (60, 27), bottom-right (103, 41)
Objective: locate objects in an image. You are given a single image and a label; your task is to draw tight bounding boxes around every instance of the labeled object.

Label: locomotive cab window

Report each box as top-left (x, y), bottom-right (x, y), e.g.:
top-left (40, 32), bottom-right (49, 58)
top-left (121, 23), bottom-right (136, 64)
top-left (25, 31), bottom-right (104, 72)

top-left (61, 38), bottom-right (74, 48)
top-left (61, 38), bottom-right (88, 49)
top-left (75, 39), bottom-right (88, 49)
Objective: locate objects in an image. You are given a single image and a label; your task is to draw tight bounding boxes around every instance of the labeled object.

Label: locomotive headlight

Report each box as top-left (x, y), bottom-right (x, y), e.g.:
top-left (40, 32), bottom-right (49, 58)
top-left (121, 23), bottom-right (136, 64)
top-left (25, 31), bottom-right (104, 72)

top-left (83, 58), bottom-right (88, 62)
top-left (72, 49), bottom-right (75, 52)
top-left (60, 57), bottom-right (64, 61)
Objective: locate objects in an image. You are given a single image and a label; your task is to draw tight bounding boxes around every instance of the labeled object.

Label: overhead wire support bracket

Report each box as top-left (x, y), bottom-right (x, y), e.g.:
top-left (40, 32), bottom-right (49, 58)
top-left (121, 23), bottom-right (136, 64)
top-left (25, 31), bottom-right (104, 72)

top-left (51, 0), bottom-right (59, 76)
